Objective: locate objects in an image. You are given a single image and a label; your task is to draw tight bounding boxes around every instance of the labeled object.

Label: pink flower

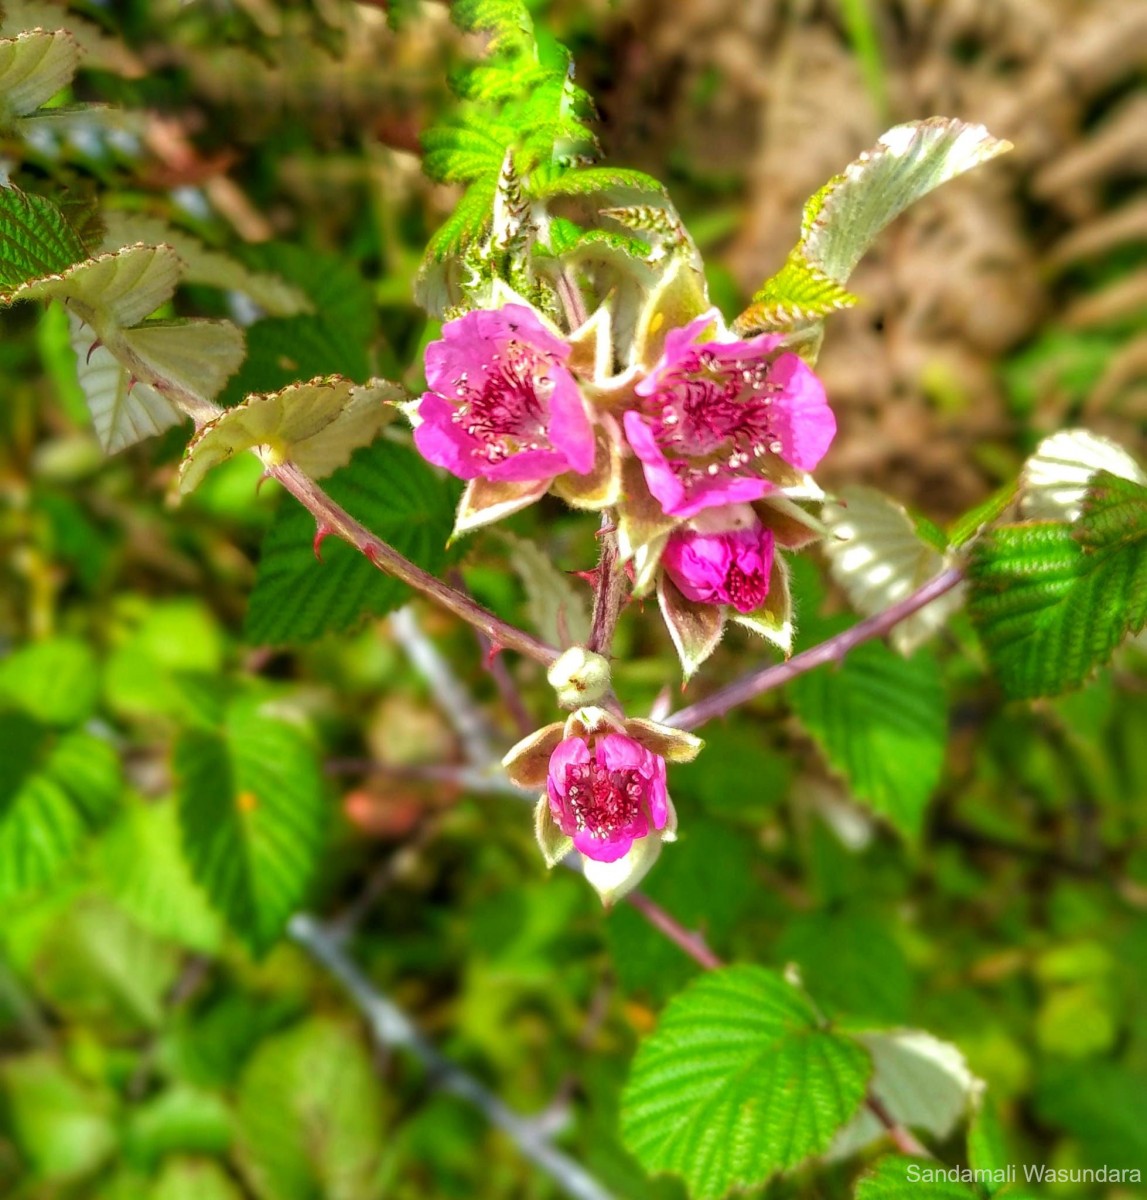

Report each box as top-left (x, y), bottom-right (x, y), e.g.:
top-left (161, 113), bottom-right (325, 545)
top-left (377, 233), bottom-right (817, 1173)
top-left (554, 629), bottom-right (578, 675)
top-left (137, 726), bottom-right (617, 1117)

top-left (546, 733), bottom-right (670, 863)
top-left (662, 518), bottom-right (775, 613)
top-left (414, 304), bottom-right (595, 483)
top-left (624, 311), bottom-right (836, 518)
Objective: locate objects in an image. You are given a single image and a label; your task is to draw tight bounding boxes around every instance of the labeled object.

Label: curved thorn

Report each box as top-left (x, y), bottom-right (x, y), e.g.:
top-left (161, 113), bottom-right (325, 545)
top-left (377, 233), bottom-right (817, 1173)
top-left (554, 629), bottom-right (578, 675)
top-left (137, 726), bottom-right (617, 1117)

top-left (85, 338), bottom-right (103, 364)
top-left (313, 523), bottom-right (334, 561)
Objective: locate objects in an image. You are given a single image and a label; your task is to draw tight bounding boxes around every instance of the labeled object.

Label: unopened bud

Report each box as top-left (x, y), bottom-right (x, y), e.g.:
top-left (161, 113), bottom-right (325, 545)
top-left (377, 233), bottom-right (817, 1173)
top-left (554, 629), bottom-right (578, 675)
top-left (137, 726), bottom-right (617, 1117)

top-left (547, 647), bottom-right (611, 709)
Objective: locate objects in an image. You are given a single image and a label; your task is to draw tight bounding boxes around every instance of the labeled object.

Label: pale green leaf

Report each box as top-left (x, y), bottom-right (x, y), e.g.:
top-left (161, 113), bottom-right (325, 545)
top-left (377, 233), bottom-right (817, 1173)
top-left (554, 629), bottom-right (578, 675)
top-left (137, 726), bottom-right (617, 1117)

top-left (787, 641), bottom-right (947, 838)
top-left (101, 211), bottom-right (311, 316)
top-left (1, 1), bottom-right (142, 75)
top-left (0, 183), bottom-right (85, 288)
top-left (829, 1030), bottom-right (983, 1159)
top-left (119, 318), bottom-right (246, 401)
top-left (0, 29), bottom-right (79, 121)
top-left (0, 1054), bottom-right (117, 1184)
top-left (68, 315), bottom-right (183, 453)
top-left (822, 486), bottom-right (964, 654)
top-left (0, 714), bottom-right (120, 902)
top-left (8, 244), bottom-right (183, 326)
top-left (235, 1018), bottom-right (387, 1200)
top-left (799, 118), bottom-right (1012, 286)
top-left (621, 965), bottom-right (870, 1198)
top-left (1019, 428), bottom-right (1145, 522)
top-left (180, 375), bottom-right (401, 494)
top-left (245, 440), bottom-right (458, 645)
top-left (153, 1157), bottom-right (244, 1200)
top-left (174, 700), bottom-right (326, 953)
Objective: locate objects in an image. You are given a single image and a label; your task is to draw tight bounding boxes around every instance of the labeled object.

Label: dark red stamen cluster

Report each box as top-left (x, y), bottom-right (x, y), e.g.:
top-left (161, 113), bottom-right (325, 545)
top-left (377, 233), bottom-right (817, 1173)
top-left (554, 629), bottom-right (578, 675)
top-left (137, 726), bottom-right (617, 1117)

top-left (453, 345), bottom-right (553, 464)
top-left (564, 759), bottom-right (645, 837)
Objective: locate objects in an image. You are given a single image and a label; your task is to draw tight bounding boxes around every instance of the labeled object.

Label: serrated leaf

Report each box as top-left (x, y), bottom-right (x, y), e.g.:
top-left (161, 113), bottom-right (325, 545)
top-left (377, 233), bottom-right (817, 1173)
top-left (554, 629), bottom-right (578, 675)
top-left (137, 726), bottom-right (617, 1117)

top-left (245, 440), bottom-right (458, 646)
top-left (855, 1156), bottom-right (978, 1199)
top-left (828, 1030), bottom-right (983, 1159)
top-left (621, 965), bottom-right (870, 1198)
top-left (969, 474), bottom-right (1147, 699)
top-left (528, 165), bottom-right (666, 199)
top-left (1, 2), bottom-right (142, 76)
top-left (0, 713), bottom-right (120, 902)
top-left (799, 118), bottom-right (1011, 286)
top-left (174, 700), bottom-right (326, 954)
top-left (737, 119), bottom-right (1010, 337)
top-left (0, 636), bottom-right (97, 726)
top-left (0, 184), bottom-right (86, 288)
top-left (740, 253), bottom-right (858, 331)
top-left (822, 486), bottom-right (963, 654)
top-left (181, 376), bottom-right (401, 494)
top-left (119, 318), bottom-right (245, 402)
top-left (451, 0), bottom-right (535, 53)
top-left (6, 244), bottom-right (183, 326)
top-left (235, 1018), bottom-right (387, 1200)
top-left (0, 29), bottom-right (79, 121)
top-left (1019, 428), bottom-right (1146, 522)
top-left (787, 641), bottom-right (947, 838)
top-left (101, 212), bottom-right (311, 316)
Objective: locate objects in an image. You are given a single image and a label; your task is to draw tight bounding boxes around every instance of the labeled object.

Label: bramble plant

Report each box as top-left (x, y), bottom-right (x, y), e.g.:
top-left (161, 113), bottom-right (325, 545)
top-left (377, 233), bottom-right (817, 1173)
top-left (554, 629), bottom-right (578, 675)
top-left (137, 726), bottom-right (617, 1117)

top-left (1, 3), bottom-right (1145, 1199)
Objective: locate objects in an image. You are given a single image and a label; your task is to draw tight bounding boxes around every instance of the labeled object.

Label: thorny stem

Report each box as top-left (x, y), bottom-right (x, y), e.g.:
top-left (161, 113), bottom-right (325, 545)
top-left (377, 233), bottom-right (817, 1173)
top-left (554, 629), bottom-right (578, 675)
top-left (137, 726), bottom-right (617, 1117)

top-left (586, 512), bottom-right (626, 657)
top-left (270, 461), bottom-right (561, 667)
top-left (666, 567), bottom-right (966, 731)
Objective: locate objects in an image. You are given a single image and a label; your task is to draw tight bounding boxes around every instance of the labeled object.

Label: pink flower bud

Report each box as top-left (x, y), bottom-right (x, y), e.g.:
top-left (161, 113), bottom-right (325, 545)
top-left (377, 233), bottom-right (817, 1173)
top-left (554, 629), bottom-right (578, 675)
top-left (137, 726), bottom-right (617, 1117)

top-left (546, 732), bottom-right (671, 863)
top-left (662, 519), bottom-right (775, 614)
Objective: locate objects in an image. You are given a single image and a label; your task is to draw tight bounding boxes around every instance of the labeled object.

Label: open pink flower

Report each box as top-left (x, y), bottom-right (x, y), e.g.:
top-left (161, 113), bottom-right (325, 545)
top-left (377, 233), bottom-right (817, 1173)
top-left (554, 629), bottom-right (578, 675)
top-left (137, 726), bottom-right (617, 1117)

top-left (414, 304), bottom-right (595, 483)
top-left (624, 311), bottom-right (836, 518)
top-left (546, 733), bottom-right (670, 863)
top-left (663, 518), bottom-right (775, 613)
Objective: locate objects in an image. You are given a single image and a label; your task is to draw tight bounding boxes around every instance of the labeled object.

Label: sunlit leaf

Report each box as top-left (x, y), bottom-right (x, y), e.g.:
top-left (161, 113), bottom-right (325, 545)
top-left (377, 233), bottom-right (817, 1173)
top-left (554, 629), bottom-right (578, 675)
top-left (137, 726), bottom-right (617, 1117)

top-left (1019, 428), bottom-right (1145, 522)
top-left (855, 1157), bottom-right (978, 1200)
top-left (180, 375), bottom-right (400, 494)
top-left (0, 636), bottom-right (97, 726)
top-left (0, 29), bottom-right (79, 121)
top-left (822, 486), bottom-right (964, 654)
top-left (621, 965), bottom-right (870, 1198)
top-left (501, 530), bottom-right (592, 648)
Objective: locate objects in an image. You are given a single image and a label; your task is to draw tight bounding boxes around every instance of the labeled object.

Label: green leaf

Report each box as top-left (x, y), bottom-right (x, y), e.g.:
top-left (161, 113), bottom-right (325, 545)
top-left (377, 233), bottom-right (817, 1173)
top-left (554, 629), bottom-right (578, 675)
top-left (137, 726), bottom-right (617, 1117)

top-left (98, 798), bottom-right (224, 954)
top-left (528, 165), bottom-right (666, 199)
top-left (0, 714), bottom-right (120, 902)
top-left (620, 964), bottom-right (870, 1198)
top-left (152, 1158), bottom-right (245, 1200)
top-left (968, 473), bottom-right (1147, 699)
top-left (123, 1087), bottom-right (233, 1172)
top-left (0, 30), bottom-right (80, 122)
top-left (855, 1156), bottom-right (978, 1199)
top-left (181, 375), bottom-right (401, 494)
top-left (0, 184), bottom-right (86, 288)
top-left (787, 642), bottom-right (947, 838)
top-left (500, 530), bottom-right (591, 648)
top-left (174, 700), bottom-right (326, 954)
top-left (245, 440), bottom-right (458, 645)
top-left (0, 1054), bottom-right (117, 1185)
top-left (235, 1018), bottom-right (388, 1200)
top-left (739, 253), bottom-right (858, 331)
top-left (0, 636), bottom-right (98, 726)
top-left (1019, 428), bottom-right (1145, 523)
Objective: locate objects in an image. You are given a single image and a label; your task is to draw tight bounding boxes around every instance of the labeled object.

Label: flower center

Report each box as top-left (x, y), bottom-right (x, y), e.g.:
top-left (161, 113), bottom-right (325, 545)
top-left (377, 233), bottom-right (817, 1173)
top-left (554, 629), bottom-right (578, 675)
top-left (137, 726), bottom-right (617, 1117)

top-left (564, 759), bottom-right (645, 839)
top-left (453, 343), bottom-right (554, 464)
top-left (645, 351), bottom-right (783, 479)
top-left (724, 561), bottom-right (767, 613)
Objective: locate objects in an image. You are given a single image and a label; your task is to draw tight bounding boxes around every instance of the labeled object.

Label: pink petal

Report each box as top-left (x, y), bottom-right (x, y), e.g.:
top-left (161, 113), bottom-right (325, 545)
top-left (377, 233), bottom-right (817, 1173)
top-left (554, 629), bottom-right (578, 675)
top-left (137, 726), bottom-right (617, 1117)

top-left (573, 826), bottom-right (637, 863)
top-left (767, 354), bottom-right (836, 471)
top-left (414, 393), bottom-right (482, 479)
top-left (547, 372), bottom-right (596, 474)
